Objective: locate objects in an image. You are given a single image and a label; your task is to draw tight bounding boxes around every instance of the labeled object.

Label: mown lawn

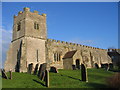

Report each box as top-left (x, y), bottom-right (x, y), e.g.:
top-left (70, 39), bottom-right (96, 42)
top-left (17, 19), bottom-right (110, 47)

top-left (2, 68), bottom-right (115, 88)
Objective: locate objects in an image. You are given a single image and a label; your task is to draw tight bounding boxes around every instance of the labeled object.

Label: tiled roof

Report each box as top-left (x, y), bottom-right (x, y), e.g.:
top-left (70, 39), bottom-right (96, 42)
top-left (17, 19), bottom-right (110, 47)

top-left (63, 50), bottom-right (77, 59)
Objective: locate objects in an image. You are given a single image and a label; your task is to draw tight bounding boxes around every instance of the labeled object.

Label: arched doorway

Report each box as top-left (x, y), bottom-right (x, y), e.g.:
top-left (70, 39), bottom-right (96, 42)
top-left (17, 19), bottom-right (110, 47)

top-left (76, 59), bottom-right (80, 69)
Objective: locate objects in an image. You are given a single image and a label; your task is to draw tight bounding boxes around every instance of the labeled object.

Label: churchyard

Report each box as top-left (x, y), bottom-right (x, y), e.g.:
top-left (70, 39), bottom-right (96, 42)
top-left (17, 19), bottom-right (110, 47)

top-left (2, 68), bottom-right (116, 88)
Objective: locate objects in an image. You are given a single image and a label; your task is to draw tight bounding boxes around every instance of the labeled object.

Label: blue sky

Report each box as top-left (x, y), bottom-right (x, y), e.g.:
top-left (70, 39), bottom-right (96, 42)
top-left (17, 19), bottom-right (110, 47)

top-left (2, 2), bottom-right (118, 67)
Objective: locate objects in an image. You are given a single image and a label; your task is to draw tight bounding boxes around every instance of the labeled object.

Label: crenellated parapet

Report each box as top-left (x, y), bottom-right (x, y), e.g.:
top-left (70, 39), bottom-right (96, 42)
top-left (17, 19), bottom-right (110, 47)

top-left (46, 38), bottom-right (106, 51)
top-left (14, 7), bottom-right (47, 18)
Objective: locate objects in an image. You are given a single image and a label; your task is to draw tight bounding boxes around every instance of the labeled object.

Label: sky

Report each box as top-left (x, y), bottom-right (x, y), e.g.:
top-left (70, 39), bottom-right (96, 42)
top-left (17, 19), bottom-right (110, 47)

top-left (1, 2), bottom-right (118, 67)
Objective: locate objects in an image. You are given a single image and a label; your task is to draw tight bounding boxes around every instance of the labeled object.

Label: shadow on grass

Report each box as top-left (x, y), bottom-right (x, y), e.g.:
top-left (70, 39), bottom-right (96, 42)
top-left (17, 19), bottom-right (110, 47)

top-left (60, 74), bottom-right (81, 81)
top-left (109, 69), bottom-right (120, 72)
top-left (86, 82), bottom-right (107, 88)
top-left (33, 79), bottom-right (46, 87)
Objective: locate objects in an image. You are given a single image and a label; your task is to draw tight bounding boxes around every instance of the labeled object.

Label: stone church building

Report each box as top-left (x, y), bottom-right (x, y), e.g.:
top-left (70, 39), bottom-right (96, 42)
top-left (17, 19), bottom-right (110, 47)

top-left (4, 7), bottom-right (112, 72)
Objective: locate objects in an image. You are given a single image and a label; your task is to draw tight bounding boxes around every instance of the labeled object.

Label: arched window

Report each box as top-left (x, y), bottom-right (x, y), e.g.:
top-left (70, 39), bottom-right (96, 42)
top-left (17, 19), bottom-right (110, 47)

top-left (36, 50), bottom-right (39, 62)
top-left (34, 22), bottom-right (39, 30)
top-left (17, 22), bottom-right (21, 31)
top-left (59, 53), bottom-right (61, 61)
top-left (34, 22), bottom-right (37, 29)
top-left (54, 52), bottom-right (61, 62)
top-left (54, 53), bottom-right (56, 62)
top-left (37, 24), bottom-right (39, 29)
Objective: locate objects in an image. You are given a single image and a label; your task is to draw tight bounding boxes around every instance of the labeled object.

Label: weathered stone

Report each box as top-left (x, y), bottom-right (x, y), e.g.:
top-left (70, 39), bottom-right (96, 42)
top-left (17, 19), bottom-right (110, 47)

top-left (41, 71), bottom-right (46, 81)
top-left (45, 70), bottom-right (49, 87)
top-left (33, 64), bottom-right (39, 75)
top-left (38, 63), bottom-right (47, 80)
top-left (50, 66), bottom-right (58, 73)
top-left (1, 69), bottom-right (8, 79)
top-left (9, 70), bottom-right (12, 79)
top-left (81, 64), bottom-right (88, 82)
top-left (27, 63), bottom-right (33, 74)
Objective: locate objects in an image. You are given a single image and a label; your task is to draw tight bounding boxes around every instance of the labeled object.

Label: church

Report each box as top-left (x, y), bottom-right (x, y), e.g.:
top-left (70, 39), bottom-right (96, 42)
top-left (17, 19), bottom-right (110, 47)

top-left (4, 7), bottom-right (112, 72)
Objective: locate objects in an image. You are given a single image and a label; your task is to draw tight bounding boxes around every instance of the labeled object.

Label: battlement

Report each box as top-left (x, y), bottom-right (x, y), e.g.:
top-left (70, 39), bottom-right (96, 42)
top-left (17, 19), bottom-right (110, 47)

top-left (47, 39), bottom-right (105, 51)
top-left (14, 7), bottom-right (46, 18)
top-left (108, 49), bottom-right (120, 52)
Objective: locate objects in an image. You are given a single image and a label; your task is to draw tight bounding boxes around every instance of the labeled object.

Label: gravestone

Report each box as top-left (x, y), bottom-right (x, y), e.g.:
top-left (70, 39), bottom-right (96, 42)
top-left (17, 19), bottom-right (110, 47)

top-left (101, 64), bottom-right (104, 68)
top-left (81, 64), bottom-right (88, 82)
top-left (45, 70), bottom-right (49, 87)
top-left (9, 70), bottom-right (12, 79)
top-left (95, 63), bottom-right (99, 69)
top-left (1, 69), bottom-right (8, 79)
top-left (37, 63), bottom-right (47, 80)
top-left (72, 65), bottom-right (76, 70)
top-left (33, 64), bottom-right (39, 75)
top-left (27, 63), bottom-right (33, 74)
top-left (109, 63), bottom-right (113, 70)
top-left (50, 66), bottom-right (58, 73)
top-left (104, 64), bottom-right (109, 70)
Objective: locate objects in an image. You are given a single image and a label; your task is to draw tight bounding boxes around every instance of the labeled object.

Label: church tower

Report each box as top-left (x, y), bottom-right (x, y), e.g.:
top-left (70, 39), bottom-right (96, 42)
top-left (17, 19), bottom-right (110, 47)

top-left (4, 7), bottom-right (47, 72)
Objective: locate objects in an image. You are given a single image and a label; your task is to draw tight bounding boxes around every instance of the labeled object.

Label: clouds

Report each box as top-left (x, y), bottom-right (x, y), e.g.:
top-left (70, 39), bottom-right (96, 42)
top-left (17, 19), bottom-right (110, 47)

top-left (1, 28), bottom-right (12, 68)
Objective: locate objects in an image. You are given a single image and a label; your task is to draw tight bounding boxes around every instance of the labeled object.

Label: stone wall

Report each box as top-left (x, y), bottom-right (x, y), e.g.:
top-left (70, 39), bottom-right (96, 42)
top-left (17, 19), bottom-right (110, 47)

top-left (63, 58), bottom-right (73, 70)
top-left (4, 37), bottom-right (24, 72)
top-left (26, 37), bottom-right (46, 68)
top-left (46, 39), bottom-right (112, 69)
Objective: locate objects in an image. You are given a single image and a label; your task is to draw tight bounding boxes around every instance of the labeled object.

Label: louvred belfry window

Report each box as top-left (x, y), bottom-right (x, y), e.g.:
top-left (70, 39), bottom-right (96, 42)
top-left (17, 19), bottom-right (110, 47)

top-left (34, 22), bottom-right (39, 30)
top-left (17, 22), bottom-right (21, 31)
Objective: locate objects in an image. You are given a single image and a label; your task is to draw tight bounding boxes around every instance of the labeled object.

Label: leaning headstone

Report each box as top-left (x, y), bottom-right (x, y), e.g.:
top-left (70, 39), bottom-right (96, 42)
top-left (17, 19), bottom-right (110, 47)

top-left (50, 66), bottom-right (58, 73)
top-left (38, 64), bottom-right (43, 77)
top-left (1, 69), bottom-right (8, 79)
top-left (41, 71), bottom-right (45, 81)
top-left (27, 63), bottom-right (33, 74)
top-left (81, 64), bottom-right (88, 82)
top-left (9, 70), bottom-right (12, 79)
top-left (72, 65), bottom-right (76, 70)
top-left (95, 63), bottom-right (99, 69)
top-left (34, 64), bottom-right (39, 75)
top-left (45, 70), bottom-right (49, 87)
top-left (37, 63), bottom-right (47, 80)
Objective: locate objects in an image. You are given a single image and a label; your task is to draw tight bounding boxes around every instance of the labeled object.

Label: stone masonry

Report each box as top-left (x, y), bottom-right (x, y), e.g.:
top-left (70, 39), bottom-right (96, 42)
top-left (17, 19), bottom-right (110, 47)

top-left (4, 7), bottom-right (112, 72)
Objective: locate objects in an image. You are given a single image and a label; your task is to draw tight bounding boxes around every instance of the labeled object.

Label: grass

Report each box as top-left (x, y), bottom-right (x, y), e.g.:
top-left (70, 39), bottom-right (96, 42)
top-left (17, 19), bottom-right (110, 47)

top-left (2, 68), bottom-right (115, 88)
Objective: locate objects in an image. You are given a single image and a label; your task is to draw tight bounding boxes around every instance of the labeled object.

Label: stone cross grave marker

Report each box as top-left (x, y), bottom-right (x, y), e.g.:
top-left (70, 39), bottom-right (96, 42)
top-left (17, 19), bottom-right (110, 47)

top-left (1, 69), bottom-right (8, 79)
top-left (37, 63), bottom-right (47, 81)
top-left (27, 63), bottom-right (33, 74)
top-left (81, 64), bottom-right (88, 82)
top-left (34, 64), bottom-right (39, 75)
